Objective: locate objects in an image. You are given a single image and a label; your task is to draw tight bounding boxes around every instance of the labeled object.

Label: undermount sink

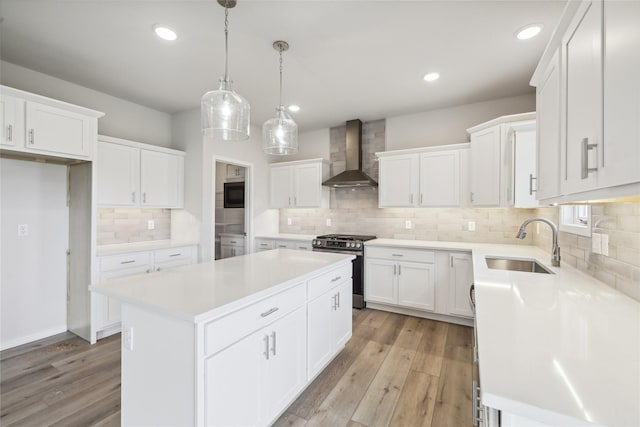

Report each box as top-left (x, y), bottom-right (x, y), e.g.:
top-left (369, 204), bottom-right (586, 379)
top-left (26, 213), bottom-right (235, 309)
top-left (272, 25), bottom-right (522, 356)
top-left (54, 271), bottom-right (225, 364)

top-left (485, 256), bottom-right (554, 274)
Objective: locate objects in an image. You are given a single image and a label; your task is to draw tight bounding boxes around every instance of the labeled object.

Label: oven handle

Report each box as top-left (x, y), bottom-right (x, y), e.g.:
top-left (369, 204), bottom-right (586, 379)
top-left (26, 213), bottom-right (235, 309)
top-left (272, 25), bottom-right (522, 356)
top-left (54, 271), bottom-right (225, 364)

top-left (312, 247), bottom-right (363, 256)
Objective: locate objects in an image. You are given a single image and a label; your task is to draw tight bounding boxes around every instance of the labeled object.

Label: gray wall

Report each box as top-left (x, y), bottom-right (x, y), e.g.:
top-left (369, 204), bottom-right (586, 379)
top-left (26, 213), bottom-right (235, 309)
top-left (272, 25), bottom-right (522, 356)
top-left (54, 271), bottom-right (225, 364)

top-left (0, 61), bottom-right (173, 148)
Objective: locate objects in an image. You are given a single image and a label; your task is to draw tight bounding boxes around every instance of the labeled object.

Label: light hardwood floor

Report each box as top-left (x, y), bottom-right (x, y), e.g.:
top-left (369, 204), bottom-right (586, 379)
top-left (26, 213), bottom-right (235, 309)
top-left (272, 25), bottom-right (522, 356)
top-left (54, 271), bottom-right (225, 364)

top-left (0, 309), bottom-right (473, 427)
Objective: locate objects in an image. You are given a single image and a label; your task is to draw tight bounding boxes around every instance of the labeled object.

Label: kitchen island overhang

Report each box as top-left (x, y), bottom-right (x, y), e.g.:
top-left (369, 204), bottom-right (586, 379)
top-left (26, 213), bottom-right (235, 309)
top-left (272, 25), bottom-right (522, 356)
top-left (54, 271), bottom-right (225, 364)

top-left (91, 249), bottom-right (355, 426)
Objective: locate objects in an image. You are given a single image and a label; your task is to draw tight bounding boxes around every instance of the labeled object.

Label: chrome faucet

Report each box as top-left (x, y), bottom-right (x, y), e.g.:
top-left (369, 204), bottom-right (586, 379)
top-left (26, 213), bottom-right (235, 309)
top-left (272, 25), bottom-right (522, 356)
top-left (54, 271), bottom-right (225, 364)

top-left (516, 217), bottom-right (561, 267)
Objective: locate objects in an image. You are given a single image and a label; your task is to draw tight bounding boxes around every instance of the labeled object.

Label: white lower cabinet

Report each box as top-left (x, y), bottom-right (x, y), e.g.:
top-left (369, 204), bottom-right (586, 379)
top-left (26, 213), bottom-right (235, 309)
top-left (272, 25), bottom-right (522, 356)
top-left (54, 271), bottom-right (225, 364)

top-left (254, 238), bottom-right (312, 253)
top-left (204, 306), bottom-right (306, 426)
top-left (220, 234), bottom-right (245, 259)
top-left (365, 247), bottom-right (436, 311)
top-left (94, 245), bottom-right (197, 339)
top-left (365, 245), bottom-right (474, 323)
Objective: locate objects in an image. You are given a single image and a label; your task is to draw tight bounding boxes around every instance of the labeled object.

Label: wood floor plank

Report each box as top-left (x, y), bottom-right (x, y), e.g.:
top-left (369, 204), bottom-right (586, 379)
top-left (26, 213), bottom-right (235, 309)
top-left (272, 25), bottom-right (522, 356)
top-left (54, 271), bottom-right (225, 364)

top-left (272, 412), bottom-right (308, 427)
top-left (411, 319), bottom-right (449, 377)
top-left (288, 335), bottom-right (368, 419)
top-left (393, 316), bottom-right (425, 351)
top-left (0, 332), bottom-right (76, 361)
top-left (431, 344), bottom-right (473, 426)
top-left (351, 345), bottom-right (416, 427)
top-left (359, 309), bottom-right (389, 329)
top-left (305, 340), bottom-right (390, 427)
top-left (90, 411), bottom-right (121, 427)
top-left (50, 389), bottom-right (121, 427)
top-left (443, 323), bottom-right (473, 361)
top-left (369, 312), bottom-right (407, 346)
top-left (389, 370), bottom-right (439, 427)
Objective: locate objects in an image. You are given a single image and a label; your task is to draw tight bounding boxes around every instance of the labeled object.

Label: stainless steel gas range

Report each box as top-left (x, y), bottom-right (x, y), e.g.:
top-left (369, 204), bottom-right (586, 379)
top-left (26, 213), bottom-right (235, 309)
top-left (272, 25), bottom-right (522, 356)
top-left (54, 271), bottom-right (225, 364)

top-left (311, 234), bottom-right (376, 309)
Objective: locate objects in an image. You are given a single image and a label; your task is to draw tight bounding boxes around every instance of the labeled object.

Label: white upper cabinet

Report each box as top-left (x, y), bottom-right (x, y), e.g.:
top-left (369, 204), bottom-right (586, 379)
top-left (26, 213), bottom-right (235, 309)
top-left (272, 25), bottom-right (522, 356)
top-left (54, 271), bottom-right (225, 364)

top-left (535, 48), bottom-right (562, 200)
top-left (0, 85), bottom-right (103, 160)
top-left (0, 95), bottom-right (24, 147)
top-left (377, 144), bottom-right (469, 208)
top-left (467, 113), bottom-right (538, 208)
top-left (268, 159), bottom-right (329, 209)
top-left (97, 136), bottom-right (185, 208)
top-left (226, 164), bottom-right (245, 180)
top-left (531, 0), bottom-right (640, 202)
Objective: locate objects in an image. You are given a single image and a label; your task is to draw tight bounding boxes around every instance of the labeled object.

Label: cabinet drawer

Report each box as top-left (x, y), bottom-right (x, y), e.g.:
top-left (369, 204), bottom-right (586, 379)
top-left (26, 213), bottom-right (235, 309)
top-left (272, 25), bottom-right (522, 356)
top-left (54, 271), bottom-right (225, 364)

top-left (293, 241), bottom-right (312, 251)
top-left (366, 246), bottom-right (435, 263)
top-left (153, 246), bottom-right (194, 263)
top-left (274, 240), bottom-right (294, 249)
top-left (308, 263), bottom-right (352, 301)
top-left (255, 239), bottom-right (275, 251)
top-left (100, 251), bottom-right (152, 273)
top-left (204, 283), bottom-right (306, 356)
top-left (221, 236), bottom-right (245, 246)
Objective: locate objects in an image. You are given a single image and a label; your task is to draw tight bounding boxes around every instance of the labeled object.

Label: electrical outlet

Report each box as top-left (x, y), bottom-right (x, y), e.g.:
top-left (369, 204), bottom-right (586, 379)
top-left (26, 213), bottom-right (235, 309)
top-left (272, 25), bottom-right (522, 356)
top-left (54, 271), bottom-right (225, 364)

top-left (591, 233), bottom-right (602, 254)
top-left (124, 327), bottom-right (134, 351)
top-left (326, 218), bottom-right (332, 227)
top-left (405, 220), bottom-right (412, 229)
top-left (601, 233), bottom-right (609, 256)
top-left (287, 217), bottom-right (292, 225)
top-left (147, 220), bottom-right (155, 230)
top-left (17, 224), bottom-right (29, 237)
top-left (468, 221), bottom-right (476, 232)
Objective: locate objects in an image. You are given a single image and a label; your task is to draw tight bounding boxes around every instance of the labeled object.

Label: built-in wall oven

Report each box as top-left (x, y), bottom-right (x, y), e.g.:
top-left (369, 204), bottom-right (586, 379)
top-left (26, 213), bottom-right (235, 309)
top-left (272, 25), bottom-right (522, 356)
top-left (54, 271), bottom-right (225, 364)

top-left (312, 234), bottom-right (376, 309)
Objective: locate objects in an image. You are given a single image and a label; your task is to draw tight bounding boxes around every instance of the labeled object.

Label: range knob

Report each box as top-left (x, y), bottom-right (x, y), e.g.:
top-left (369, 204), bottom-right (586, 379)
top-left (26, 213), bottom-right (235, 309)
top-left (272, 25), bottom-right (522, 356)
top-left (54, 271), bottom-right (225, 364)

top-left (356, 242), bottom-right (362, 248)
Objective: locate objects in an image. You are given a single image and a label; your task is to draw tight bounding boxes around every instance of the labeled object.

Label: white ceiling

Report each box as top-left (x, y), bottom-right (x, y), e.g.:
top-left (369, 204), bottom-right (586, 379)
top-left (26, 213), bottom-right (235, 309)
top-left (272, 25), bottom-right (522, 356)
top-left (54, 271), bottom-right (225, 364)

top-left (0, 0), bottom-right (566, 132)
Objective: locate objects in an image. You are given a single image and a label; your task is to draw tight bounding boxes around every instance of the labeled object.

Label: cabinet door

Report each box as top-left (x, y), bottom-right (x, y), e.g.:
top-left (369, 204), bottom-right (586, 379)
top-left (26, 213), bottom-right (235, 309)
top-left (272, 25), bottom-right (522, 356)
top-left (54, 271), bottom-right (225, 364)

top-left (25, 101), bottom-right (94, 158)
top-left (307, 290), bottom-right (335, 379)
top-left (563, 0), bottom-right (602, 194)
top-left (333, 279), bottom-right (353, 349)
top-left (448, 253), bottom-right (474, 318)
top-left (513, 129), bottom-right (539, 208)
top-left (264, 306), bottom-right (307, 422)
top-left (99, 264), bottom-right (151, 327)
top-left (220, 245), bottom-right (234, 259)
top-left (293, 163), bottom-right (321, 207)
top-left (419, 151), bottom-right (460, 207)
top-left (255, 239), bottom-right (275, 252)
top-left (365, 259), bottom-right (396, 304)
top-left (470, 126), bottom-right (501, 206)
top-left (204, 329), bottom-right (265, 426)
top-left (536, 48), bottom-right (562, 199)
top-left (0, 95), bottom-right (24, 147)
top-left (397, 261), bottom-right (435, 311)
top-left (269, 166), bottom-right (292, 208)
top-left (601, 0), bottom-right (640, 188)
top-left (97, 142), bottom-right (140, 206)
top-left (140, 150), bottom-right (183, 207)
top-left (378, 155), bottom-right (418, 207)
top-left (154, 258), bottom-right (193, 272)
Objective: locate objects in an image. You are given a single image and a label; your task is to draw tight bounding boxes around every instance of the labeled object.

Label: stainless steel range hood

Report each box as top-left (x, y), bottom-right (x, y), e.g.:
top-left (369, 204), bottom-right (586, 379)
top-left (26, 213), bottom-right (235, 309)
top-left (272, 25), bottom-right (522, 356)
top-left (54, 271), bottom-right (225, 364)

top-left (322, 119), bottom-right (378, 188)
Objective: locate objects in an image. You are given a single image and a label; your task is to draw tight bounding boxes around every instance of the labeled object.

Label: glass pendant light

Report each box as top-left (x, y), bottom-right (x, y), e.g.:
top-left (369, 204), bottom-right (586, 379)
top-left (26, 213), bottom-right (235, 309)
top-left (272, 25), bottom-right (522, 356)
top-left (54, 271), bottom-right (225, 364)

top-left (201, 0), bottom-right (250, 141)
top-left (263, 40), bottom-right (298, 155)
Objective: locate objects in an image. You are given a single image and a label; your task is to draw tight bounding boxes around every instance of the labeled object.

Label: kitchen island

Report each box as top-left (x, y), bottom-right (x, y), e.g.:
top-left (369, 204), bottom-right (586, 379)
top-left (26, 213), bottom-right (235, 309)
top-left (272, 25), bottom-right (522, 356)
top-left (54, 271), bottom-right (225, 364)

top-left (91, 248), bottom-right (354, 426)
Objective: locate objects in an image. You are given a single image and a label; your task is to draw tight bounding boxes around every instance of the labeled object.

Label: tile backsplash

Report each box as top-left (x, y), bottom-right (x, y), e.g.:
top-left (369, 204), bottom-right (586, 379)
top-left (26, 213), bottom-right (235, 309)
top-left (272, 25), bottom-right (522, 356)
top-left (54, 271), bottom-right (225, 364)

top-left (97, 208), bottom-right (171, 245)
top-left (533, 203), bottom-right (640, 302)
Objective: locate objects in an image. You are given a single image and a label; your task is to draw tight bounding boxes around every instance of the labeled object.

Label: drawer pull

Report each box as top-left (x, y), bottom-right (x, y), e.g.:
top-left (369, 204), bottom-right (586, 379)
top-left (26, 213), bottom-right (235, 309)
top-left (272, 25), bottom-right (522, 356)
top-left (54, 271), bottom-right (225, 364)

top-left (298, 246), bottom-right (307, 250)
top-left (120, 260), bottom-right (136, 264)
top-left (260, 307), bottom-right (279, 318)
top-left (392, 253), bottom-right (404, 257)
top-left (169, 253), bottom-right (182, 257)
top-left (278, 245), bottom-right (287, 248)
top-left (330, 276), bottom-right (342, 283)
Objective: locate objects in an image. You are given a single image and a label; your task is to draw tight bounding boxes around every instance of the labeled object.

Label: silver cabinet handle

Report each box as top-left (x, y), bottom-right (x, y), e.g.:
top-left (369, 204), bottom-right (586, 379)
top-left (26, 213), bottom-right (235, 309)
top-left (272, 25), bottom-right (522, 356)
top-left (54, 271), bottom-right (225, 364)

top-left (288, 197), bottom-right (291, 206)
top-left (6, 125), bottom-right (12, 142)
top-left (472, 380), bottom-right (483, 427)
top-left (470, 192), bottom-right (474, 203)
top-left (331, 294), bottom-right (337, 310)
top-left (263, 335), bottom-right (270, 360)
top-left (232, 248), bottom-right (236, 256)
top-left (450, 255), bottom-right (453, 268)
top-left (146, 269), bottom-right (151, 273)
top-left (260, 307), bottom-right (279, 318)
top-left (142, 192), bottom-right (147, 203)
top-left (169, 253), bottom-right (181, 257)
top-left (336, 292), bottom-right (340, 308)
top-left (29, 129), bottom-right (35, 144)
top-left (469, 283), bottom-right (476, 313)
top-left (278, 244), bottom-right (287, 248)
top-left (293, 197), bottom-right (297, 206)
top-left (529, 174), bottom-right (537, 195)
top-left (230, 240), bottom-right (237, 244)
top-left (581, 137), bottom-right (598, 179)
top-left (298, 246), bottom-right (307, 250)
top-left (330, 276), bottom-right (342, 283)
top-left (392, 253), bottom-right (403, 257)
top-left (420, 193), bottom-right (423, 204)
top-left (393, 264), bottom-right (397, 275)
top-left (156, 267), bottom-right (161, 272)
top-left (131, 192), bottom-right (136, 203)
top-left (270, 331), bottom-right (276, 356)
top-left (410, 193), bottom-right (414, 204)
top-left (120, 260), bottom-right (135, 264)
top-left (398, 264), bottom-right (401, 275)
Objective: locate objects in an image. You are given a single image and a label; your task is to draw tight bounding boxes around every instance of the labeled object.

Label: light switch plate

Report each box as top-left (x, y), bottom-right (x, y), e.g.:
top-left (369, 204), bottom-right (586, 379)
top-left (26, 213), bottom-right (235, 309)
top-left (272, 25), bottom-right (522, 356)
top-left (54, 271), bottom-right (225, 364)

top-left (468, 221), bottom-right (476, 232)
top-left (601, 233), bottom-right (609, 256)
top-left (17, 224), bottom-right (29, 237)
top-left (124, 327), bottom-right (134, 351)
top-left (591, 232), bottom-right (602, 254)
top-left (326, 218), bottom-right (332, 227)
top-left (405, 220), bottom-right (412, 229)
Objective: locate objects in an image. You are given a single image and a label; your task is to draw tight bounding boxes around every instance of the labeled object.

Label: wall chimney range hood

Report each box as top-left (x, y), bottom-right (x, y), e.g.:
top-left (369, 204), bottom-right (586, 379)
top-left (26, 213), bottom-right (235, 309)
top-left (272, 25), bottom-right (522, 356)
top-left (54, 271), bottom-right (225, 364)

top-left (322, 119), bottom-right (378, 188)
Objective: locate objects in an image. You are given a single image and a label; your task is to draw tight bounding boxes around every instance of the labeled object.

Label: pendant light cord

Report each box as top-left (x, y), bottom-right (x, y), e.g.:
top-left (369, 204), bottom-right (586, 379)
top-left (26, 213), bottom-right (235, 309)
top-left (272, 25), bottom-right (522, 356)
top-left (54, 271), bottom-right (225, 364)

top-left (223, 0), bottom-right (230, 82)
top-left (279, 49), bottom-right (283, 108)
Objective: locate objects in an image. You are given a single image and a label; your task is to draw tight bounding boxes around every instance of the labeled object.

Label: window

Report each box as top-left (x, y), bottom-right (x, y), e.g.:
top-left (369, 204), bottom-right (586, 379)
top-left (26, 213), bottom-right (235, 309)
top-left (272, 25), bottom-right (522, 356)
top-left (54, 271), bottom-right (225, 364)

top-left (559, 205), bottom-right (591, 236)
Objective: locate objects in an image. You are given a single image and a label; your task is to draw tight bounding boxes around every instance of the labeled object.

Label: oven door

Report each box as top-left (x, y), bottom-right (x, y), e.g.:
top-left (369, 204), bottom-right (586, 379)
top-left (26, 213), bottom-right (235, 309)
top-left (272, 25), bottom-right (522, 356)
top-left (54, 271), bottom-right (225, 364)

top-left (312, 247), bottom-right (365, 309)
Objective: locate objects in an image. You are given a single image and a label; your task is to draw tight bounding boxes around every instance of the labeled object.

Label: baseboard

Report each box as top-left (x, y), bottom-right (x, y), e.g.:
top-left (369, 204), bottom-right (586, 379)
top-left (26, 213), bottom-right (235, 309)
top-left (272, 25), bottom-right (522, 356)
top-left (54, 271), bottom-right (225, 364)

top-left (0, 325), bottom-right (68, 351)
top-left (96, 323), bottom-right (121, 341)
top-left (365, 303), bottom-right (474, 327)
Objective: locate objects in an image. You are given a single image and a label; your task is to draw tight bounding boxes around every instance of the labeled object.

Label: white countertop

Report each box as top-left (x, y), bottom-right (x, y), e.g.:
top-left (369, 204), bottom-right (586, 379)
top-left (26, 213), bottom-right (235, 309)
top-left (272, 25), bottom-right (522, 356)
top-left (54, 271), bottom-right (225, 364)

top-left (255, 233), bottom-right (316, 242)
top-left (96, 240), bottom-right (199, 256)
top-left (366, 238), bottom-right (640, 426)
top-left (91, 249), bottom-right (354, 323)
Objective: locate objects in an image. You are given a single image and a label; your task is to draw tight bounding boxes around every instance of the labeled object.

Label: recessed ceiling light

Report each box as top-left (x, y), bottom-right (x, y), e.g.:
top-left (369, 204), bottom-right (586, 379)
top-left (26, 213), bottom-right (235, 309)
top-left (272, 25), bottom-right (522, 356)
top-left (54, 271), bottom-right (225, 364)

top-left (153, 25), bottom-right (177, 41)
top-left (288, 105), bottom-right (300, 112)
top-left (423, 72), bottom-right (440, 82)
top-left (516, 24), bottom-right (542, 40)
